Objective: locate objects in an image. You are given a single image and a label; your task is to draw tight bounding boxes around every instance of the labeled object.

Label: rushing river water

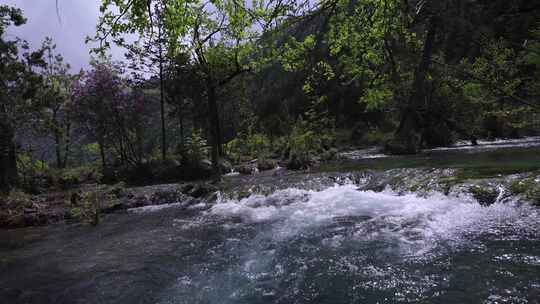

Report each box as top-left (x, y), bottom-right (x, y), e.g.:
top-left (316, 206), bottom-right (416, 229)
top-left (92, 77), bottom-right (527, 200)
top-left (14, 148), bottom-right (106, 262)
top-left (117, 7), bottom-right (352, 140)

top-left (1, 182), bottom-right (540, 303)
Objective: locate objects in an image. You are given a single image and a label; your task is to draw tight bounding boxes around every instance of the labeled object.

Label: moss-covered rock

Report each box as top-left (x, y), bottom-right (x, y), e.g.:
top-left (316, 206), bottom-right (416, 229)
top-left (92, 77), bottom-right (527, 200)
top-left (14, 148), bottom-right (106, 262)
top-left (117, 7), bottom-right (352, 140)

top-left (469, 185), bottom-right (500, 206)
top-left (508, 177), bottom-right (540, 205)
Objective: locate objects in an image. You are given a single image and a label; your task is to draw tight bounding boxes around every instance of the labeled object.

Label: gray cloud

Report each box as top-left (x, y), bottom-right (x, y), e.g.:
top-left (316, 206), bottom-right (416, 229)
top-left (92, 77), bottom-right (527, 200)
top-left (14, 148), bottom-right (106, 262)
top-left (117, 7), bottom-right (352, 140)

top-left (4, 0), bottom-right (126, 72)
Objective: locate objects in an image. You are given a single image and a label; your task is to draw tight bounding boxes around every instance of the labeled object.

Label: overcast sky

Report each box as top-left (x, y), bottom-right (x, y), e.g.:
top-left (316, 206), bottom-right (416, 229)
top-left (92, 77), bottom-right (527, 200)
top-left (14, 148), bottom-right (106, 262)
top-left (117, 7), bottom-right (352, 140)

top-left (4, 0), bottom-right (125, 72)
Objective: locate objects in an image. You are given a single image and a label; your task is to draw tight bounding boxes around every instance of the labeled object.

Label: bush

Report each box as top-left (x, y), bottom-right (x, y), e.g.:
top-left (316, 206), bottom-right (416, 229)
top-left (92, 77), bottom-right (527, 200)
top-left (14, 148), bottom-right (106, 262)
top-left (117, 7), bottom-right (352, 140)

top-left (2, 190), bottom-right (34, 210)
top-left (225, 133), bottom-right (271, 163)
top-left (361, 130), bottom-right (394, 146)
top-left (181, 129), bottom-right (209, 163)
top-left (115, 158), bottom-right (213, 185)
top-left (69, 190), bottom-right (103, 225)
top-left (285, 120), bottom-right (335, 169)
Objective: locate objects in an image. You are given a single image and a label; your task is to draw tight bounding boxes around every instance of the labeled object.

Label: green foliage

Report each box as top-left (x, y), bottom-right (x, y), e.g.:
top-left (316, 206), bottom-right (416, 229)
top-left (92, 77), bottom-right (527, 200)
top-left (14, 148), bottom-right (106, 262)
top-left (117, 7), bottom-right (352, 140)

top-left (83, 143), bottom-right (101, 159)
top-left (69, 189), bottom-right (103, 225)
top-left (181, 129), bottom-right (209, 163)
top-left (17, 153), bottom-right (49, 193)
top-left (59, 166), bottom-right (102, 185)
top-left (363, 130), bottom-right (394, 146)
top-left (3, 190), bottom-right (33, 209)
top-left (454, 37), bottom-right (539, 138)
top-left (288, 124), bottom-right (320, 163)
top-left (280, 35), bottom-right (317, 72)
top-left (225, 133), bottom-right (271, 162)
top-left (286, 116), bottom-right (336, 169)
top-left (17, 153), bottom-right (48, 174)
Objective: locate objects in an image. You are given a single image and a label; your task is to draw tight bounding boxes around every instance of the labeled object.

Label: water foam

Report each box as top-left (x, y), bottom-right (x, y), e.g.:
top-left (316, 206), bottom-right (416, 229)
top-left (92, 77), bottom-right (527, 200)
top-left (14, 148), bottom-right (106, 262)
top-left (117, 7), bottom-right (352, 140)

top-left (209, 184), bottom-right (540, 257)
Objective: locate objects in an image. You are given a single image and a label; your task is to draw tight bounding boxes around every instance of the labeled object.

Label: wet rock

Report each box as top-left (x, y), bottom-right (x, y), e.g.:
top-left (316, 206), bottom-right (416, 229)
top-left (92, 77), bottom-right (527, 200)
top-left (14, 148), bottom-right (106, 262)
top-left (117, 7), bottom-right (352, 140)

top-left (200, 159), bottom-right (212, 169)
top-left (469, 185), bottom-right (500, 206)
top-left (150, 189), bottom-right (185, 204)
top-left (179, 183), bottom-right (195, 194)
top-left (235, 165), bottom-right (254, 175)
top-left (205, 192), bottom-right (219, 203)
top-left (257, 159), bottom-right (277, 171)
top-left (8, 215), bottom-right (26, 228)
top-left (218, 159), bottom-right (233, 173)
top-left (101, 202), bottom-right (126, 213)
top-left (239, 155), bottom-right (253, 163)
top-left (23, 213), bottom-right (49, 226)
top-left (188, 184), bottom-right (218, 199)
top-left (108, 182), bottom-right (127, 198)
top-left (507, 175), bottom-right (540, 205)
top-left (273, 166), bottom-right (286, 177)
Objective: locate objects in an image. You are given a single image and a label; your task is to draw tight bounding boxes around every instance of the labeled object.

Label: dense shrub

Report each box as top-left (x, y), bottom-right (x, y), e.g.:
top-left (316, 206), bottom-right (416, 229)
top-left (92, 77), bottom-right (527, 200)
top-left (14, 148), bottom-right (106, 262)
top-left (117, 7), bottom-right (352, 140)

top-left (181, 129), bottom-right (209, 163)
top-left (225, 133), bottom-right (271, 163)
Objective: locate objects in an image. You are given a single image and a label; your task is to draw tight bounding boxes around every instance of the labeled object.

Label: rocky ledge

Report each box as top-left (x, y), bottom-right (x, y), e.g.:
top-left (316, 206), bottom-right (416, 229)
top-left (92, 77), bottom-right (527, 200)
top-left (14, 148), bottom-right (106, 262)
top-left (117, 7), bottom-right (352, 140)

top-left (1, 167), bottom-right (539, 229)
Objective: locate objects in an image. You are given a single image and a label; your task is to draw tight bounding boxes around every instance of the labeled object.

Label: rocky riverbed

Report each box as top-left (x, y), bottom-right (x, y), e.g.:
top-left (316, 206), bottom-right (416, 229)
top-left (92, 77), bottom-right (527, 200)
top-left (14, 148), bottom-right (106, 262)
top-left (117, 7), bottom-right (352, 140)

top-left (1, 166), bottom-right (539, 229)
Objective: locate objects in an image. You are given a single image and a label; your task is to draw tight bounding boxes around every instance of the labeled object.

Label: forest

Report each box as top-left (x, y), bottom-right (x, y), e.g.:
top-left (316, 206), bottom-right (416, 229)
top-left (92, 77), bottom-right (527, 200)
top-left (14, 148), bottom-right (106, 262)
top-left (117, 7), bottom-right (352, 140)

top-left (1, 0), bottom-right (539, 194)
top-left (1, 1), bottom-right (540, 303)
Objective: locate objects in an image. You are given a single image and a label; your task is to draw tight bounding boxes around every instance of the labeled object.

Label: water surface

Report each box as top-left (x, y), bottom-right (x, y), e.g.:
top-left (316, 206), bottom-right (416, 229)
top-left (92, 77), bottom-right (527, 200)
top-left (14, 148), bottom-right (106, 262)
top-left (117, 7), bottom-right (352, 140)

top-left (1, 184), bottom-right (539, 303)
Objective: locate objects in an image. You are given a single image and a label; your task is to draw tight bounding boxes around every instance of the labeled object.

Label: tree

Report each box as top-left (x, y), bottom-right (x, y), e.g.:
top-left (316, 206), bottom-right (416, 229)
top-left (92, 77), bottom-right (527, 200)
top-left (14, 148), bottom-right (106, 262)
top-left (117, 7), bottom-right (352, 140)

top-left (123, 1), bottom-right (170, 161)
top-left (72, 60), bottom-right (126, 172)
top-left (92, 0), bottom-right (290, 175)
top-left (0, 5), bottom-right (44, 193)
top-left (35, 37), bottom-right (77, 168)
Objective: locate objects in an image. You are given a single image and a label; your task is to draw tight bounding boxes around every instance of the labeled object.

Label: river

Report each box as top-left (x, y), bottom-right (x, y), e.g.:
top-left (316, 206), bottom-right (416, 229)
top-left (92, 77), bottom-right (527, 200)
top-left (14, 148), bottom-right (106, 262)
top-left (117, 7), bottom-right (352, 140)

top-left (1, 178), bottom-right (539, 303)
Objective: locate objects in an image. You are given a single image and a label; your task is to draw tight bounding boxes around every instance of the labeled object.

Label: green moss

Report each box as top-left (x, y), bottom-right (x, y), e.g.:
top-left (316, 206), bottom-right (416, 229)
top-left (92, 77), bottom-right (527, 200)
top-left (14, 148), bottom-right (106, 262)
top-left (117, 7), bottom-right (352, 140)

top-left (469, 185), bottom-right (499, 206)
top-left (409, 184), bottom-right (420, 192)
top-left (509, 178), bottom-right (540, 205)
top-left (509, 178), bottom-right (536, 194)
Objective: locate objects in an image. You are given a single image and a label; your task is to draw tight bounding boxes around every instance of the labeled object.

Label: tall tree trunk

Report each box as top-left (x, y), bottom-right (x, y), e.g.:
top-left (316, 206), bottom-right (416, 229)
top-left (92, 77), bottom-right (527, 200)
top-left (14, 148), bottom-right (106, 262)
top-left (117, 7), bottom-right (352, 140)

top-left (62, 122), bottom-right (71, 168)
top-left (98, 138), bottom-right (107, 174)
top-left (54, 130), bottom-right (62, 169)
top-left (159, 31), bottom-right (167, 161)
top-left (206, 79), bottom-right (221, 175)
top-left (52, 111), bottom-right (65, 169)
top-left (178, 104), bottom-right (184, 150)
top-left (388, 16), bottom-right (439, 154)
top-left (0, 120), bottom-right (18, 193)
